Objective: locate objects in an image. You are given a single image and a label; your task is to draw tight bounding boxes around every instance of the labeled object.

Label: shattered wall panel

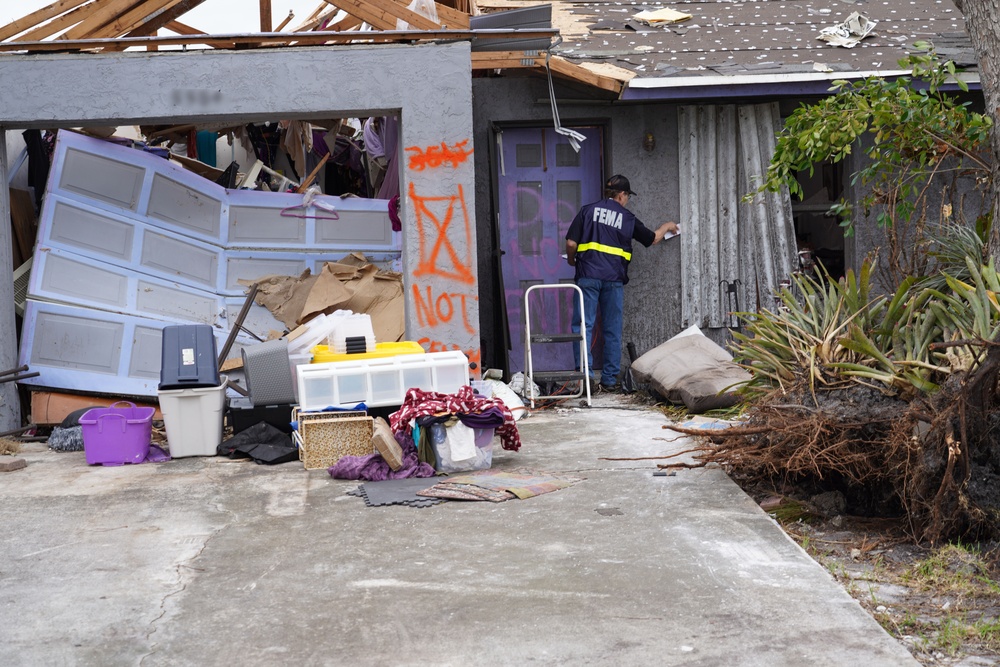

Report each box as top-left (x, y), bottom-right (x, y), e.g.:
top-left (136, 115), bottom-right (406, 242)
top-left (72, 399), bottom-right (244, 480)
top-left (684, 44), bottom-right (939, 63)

top-left (678, 103), bottom-right (795, 328)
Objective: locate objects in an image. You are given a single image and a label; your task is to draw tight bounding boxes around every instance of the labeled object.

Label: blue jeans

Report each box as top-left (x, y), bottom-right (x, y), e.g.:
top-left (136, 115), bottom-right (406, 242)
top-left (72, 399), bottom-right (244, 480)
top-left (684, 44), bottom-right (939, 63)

top-left (571, 277), bottom-right (623, 386)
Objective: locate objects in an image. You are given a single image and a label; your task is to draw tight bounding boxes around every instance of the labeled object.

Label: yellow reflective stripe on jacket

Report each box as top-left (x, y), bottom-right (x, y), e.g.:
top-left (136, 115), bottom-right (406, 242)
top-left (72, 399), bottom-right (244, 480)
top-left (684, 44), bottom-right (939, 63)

top-left (577, 242), bottom-right (632, 261)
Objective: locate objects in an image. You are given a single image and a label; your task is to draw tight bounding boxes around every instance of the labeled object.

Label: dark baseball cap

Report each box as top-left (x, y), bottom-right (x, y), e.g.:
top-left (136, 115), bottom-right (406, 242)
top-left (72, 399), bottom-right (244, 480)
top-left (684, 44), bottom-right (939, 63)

top-left (606, 174), bottom-right (637, 196)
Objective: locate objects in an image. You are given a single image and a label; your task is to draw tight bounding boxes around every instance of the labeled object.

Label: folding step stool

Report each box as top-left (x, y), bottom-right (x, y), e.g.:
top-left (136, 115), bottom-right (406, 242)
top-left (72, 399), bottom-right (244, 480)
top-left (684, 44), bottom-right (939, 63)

top-left (523, 284), bottom-right (592, 409)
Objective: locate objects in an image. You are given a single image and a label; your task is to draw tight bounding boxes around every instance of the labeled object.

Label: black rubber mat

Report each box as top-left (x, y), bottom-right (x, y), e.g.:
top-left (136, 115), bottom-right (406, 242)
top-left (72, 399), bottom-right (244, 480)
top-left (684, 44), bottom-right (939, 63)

top-left (348, 477), bottom-right (446, 508)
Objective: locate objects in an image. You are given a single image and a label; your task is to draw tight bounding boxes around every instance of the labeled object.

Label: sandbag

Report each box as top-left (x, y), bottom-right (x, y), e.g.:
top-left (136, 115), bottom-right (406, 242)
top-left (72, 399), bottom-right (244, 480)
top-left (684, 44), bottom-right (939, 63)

top-left (630, 330), bottom-right (750, 412)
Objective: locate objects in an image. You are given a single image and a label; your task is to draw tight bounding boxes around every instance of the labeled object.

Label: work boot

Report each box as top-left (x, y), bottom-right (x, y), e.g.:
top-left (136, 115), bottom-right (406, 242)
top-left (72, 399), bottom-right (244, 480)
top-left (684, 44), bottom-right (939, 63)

top-left (599, 383), bottom-right (620, 394)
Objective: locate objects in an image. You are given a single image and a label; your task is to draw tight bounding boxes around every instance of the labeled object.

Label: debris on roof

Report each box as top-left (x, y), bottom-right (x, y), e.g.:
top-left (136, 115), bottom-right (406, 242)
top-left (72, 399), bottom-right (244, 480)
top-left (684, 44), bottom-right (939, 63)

top-left (817, 12), bottom-right (878, 49)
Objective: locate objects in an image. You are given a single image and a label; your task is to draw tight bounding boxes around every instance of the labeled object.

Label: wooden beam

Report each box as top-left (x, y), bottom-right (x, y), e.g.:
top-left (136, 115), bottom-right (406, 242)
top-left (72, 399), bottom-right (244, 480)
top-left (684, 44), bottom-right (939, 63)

top-left (16, 1), bottom-right (94, 41)
top-left (123, 0), bottom-right (208, 37)
top-left (0, 27), bottom-right (559, 51)
top-left (430, 2), bottom-right (468, 30)
top-left (291, 6), bottom-right (338, 32)
top-left (472, 51), bottom-right (622, 94)
top-left (66, 0), bottom-right (182, 40)
top-left (0, 0), bottom-right (91, 42)
top-left (275, 11), bottom-right (295, 31)
top-left (325, 0), bottom-right (441, 31)
top-left (163, 19), bottom-right (203, 35)
top-left (260, 0), bottom-right (272, 32)
top-left (547, 55), bottom-right (623, 94)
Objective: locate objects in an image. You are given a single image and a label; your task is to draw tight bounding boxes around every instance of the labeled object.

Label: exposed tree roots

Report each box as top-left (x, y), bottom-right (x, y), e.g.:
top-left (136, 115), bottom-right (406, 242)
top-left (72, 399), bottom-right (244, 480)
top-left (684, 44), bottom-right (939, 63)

top-left (663, 346), bottom-right (1000, 544)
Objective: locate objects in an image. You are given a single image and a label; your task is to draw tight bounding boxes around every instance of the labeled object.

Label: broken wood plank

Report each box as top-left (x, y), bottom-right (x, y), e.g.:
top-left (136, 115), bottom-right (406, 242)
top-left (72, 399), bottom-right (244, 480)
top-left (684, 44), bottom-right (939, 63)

top-left (0, 0), bottom-right (91, 42)
top-left (275, 10), bottom-right (294, 31)
top-left (471, 51), bottom-right (622, 93)
top-left (546, 54), bottom-right (623, 94)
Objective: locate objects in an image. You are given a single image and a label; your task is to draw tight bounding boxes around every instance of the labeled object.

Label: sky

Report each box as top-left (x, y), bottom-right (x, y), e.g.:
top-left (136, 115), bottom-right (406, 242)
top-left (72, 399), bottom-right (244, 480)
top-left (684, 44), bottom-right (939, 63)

top-left (2, 1), bottom-right (328, 36)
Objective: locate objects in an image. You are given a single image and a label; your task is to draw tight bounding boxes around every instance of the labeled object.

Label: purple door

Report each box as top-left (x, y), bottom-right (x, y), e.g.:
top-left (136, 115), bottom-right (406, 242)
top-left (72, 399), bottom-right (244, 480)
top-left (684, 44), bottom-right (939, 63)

top-left (496, 126), bottom-right (604, 374)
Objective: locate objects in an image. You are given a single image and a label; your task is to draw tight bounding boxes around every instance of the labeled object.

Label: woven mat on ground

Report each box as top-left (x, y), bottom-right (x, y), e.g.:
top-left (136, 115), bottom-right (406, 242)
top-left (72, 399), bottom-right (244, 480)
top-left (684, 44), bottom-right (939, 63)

top-left (348, 477), bottom-right (446, 508)
top-left (418, 469), bottom-right (585, 502)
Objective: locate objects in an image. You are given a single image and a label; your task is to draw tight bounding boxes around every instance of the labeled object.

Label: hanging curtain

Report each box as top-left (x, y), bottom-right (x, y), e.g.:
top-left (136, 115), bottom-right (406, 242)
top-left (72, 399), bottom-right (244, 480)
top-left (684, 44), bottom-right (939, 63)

top-left (678, 102), bottom-right (796, 329)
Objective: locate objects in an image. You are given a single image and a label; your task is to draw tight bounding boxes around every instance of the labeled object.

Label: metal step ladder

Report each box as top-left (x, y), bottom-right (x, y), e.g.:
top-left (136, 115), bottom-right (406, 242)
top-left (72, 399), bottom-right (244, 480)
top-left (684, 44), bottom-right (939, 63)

top-left (524, 284), bottom-right (591, 408)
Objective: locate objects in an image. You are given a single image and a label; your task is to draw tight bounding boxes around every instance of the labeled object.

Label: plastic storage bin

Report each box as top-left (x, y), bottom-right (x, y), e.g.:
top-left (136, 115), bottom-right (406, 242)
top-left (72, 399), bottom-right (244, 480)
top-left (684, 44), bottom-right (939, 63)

top-left (296, 350), bottom-right (469, 411)
top-left (80, 401), bottom-right (155, 466)
top-left (429, 424), bottom-right (494, 473)
top-left (158, 375), bottom-right (228, 457)
top-left (159, 324), bottom-right (220, 390)
top-left (327, 313), bottom-right (375, 354)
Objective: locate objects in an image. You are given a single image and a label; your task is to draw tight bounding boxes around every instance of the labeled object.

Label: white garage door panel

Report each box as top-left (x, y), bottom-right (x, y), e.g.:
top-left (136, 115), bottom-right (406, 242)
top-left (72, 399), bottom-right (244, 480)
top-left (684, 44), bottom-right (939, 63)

top-left (58, 146), bottom-right (145, 212)
top-left (129, 326), bottom-right (166, 380)
top-left (47, 197), bottom-right (135, 260)
top-left (141, 230), bottom-right (220, 289)
top-left (37, 252), bottom-right (129, 308)
top-left (223, 254), bottom-right (313, 294)
top-left (136, 280), bottom-right (220, 325)
top-left (29, 247), bottom-right (226, 327)
top-left (224, 299), bottom-right (286, 336)
top-left (148, 172), bottom-right (223, 240)
top-left (29, 307), bottom-right (124, 374)
top-left (229, 203), bottom-right (307, 244)
top-left (315, 208), bottom-right (393, 246)
top-left (19, 300), bottom-right (255, 396)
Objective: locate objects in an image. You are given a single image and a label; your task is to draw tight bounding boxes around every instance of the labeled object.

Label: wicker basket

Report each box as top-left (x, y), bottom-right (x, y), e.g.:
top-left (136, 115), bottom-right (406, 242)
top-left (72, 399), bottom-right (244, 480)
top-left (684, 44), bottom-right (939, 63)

top-left (292, 408), bottom-right (374, 470)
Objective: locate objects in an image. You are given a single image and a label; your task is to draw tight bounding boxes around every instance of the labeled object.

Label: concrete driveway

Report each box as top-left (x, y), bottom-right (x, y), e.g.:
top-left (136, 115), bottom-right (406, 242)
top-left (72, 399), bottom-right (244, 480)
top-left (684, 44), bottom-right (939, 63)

top-left (0, 396), bottom-right (918, 666)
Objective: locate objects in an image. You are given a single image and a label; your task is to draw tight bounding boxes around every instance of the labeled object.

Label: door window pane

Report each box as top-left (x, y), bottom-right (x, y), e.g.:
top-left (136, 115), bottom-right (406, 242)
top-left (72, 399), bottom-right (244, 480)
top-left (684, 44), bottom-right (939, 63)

top-left (555, 143), bottom-right (580, 167)
top-left (516, 181), bottom-right (543, 255)
top-left (516, 144), bottom-right (542, 168)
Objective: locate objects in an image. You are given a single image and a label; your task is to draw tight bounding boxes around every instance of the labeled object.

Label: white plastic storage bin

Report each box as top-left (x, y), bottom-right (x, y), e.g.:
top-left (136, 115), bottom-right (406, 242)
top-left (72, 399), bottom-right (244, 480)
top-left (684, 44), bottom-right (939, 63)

top-left (327, 313), bottom-right (375, 354)
top-left (296, 350), bottom-right (469, 410)
top-left (158, 375), bottom-right (228, 457)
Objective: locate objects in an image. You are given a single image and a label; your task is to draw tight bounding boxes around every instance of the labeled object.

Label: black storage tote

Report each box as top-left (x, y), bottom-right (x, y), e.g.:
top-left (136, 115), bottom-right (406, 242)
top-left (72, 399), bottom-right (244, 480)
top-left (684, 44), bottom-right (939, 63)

top-left (159, 324), bottom-right (221, 390)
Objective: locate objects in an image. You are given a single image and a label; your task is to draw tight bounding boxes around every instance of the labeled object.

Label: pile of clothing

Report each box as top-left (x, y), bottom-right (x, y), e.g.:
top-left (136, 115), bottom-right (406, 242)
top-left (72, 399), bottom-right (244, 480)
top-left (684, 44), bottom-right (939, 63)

top-left (328, 385), bottom-right (520, 481)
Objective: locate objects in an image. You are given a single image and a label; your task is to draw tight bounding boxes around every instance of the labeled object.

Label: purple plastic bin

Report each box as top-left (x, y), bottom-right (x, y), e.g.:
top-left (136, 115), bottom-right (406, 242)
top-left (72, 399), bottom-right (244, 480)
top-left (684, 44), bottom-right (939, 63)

top-left (80, 401), bottom-right (155, 466)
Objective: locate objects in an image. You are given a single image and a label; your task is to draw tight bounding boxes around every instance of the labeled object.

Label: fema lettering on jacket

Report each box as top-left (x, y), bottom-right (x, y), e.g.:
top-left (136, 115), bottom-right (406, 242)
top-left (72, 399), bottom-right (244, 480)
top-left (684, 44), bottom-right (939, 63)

top-left (592, 206), bottom-right (623, 230)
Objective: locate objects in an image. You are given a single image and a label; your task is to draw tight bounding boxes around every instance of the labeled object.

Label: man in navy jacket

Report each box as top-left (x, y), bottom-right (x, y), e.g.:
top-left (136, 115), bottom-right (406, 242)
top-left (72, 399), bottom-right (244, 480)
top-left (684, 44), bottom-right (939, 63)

top-left (565, 175), bottom-right (678, 392)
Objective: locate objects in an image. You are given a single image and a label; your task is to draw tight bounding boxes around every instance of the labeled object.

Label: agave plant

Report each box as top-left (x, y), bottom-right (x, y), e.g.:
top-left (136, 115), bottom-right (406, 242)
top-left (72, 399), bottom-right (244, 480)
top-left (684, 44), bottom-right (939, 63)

top-left (731, 261), bottom-right (887, 396)
top-left (733, 257), bottom-right (1000, 399)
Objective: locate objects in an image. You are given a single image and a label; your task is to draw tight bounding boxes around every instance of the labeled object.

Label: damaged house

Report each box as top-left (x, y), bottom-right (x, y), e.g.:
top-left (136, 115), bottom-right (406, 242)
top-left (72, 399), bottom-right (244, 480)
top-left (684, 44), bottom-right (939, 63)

top-left (0, 0), bottom-right (983, 431)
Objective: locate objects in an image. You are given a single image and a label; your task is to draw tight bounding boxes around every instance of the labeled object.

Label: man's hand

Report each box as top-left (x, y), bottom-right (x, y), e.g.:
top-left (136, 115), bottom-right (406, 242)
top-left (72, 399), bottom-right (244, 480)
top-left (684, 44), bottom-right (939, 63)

top-left (565, 239), bottom-right (578, 266)
top-left (653, 221), bottom-right (680, 244)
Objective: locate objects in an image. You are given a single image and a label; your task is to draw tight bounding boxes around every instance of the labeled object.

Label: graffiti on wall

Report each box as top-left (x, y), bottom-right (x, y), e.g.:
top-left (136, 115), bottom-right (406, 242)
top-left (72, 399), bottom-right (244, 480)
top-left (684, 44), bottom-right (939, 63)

top-left (406, 140), bottom-right (474, 171)
top-left (409, 181), bottom-right (475, 285)
top-left (406, 141), bottom-right (479, 374)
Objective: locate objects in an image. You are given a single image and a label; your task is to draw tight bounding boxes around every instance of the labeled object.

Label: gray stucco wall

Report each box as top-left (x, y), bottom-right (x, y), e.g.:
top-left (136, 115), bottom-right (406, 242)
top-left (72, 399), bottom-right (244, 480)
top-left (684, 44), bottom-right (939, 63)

top-left (0, 42), bottom-right (479, 427)
top-left (472, 76), bottom-right (683, 374)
